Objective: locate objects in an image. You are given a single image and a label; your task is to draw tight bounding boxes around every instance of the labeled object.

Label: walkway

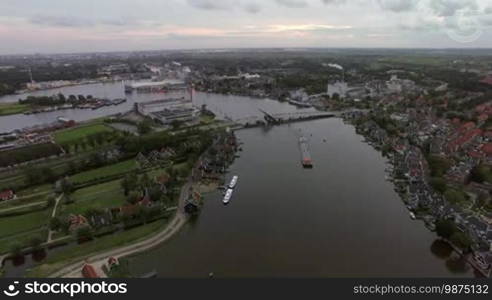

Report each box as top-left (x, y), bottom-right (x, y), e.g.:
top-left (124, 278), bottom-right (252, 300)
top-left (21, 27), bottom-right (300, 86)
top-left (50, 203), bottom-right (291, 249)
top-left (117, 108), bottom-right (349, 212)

top-left (46, 194), bottom-right (63, 243)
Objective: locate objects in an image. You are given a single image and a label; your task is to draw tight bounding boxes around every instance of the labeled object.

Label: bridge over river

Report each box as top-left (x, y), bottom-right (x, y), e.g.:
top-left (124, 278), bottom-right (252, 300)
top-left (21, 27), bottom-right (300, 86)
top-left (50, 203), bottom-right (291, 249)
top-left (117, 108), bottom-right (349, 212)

top-left (228, 110), bottom-right (340, 128)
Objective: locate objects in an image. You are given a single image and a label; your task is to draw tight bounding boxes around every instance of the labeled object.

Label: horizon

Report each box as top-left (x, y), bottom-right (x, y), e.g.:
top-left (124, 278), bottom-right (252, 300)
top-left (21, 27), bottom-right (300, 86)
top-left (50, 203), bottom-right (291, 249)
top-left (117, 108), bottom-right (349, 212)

top-left (3, 46), bottom-right (492, 57)
top-left (1, 0), bottom-right (492, 55)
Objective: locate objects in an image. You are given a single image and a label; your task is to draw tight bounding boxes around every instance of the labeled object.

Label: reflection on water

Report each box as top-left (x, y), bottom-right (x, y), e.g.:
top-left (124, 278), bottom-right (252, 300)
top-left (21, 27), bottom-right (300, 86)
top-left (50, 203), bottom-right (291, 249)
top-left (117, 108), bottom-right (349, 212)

top-left (445, 256), bottom-right (470, 274)
top-left (430, 240), bottom-right (453, 260)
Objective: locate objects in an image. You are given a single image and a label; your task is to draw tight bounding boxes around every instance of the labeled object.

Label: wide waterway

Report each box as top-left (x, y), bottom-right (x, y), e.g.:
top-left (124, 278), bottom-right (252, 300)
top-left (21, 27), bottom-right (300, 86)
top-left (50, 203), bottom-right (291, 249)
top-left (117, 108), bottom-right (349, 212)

top-left (127, 119), bottom-right (473, 277)
top-left (0, 83), bottom-right (473, 277)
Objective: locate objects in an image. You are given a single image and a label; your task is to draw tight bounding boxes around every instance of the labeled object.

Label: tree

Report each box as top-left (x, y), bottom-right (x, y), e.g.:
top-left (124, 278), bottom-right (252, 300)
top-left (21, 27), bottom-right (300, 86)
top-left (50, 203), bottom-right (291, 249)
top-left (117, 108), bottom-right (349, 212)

top-left (29, 237), bottom-right (43, 252)
top-left (444, 189), bottom-right (467, 205)
top-left (46, 195), bottom-right (56, 208)
top-left (76, 226), bottom-right (93, 241)
top-left (170, 120), bottom-right (183, 130)
top-left (139, 173), bottom-right (151, 189)
top-left (137, 120), bottom-right (152, 135)
top-left (60, 177), bottom-right (74, 194)
top-left (429, 177), bottom-right (447, 194)
top-left (121, 172), bottom-right (138, 195)
top-left (435, 219), bottom-right (456, 239)
top-left (50, 217), bottom-right (62, 231)
top-left (470, 165), bottom-right (488, 184)
top-left (126, 191), bottom-right (140, 205)
top-left (149, 186), bottom-right (163, 202)
top-left (10, 243), bottom-right (23, 258)
top-left (450, 232), bottom-right (473, 250)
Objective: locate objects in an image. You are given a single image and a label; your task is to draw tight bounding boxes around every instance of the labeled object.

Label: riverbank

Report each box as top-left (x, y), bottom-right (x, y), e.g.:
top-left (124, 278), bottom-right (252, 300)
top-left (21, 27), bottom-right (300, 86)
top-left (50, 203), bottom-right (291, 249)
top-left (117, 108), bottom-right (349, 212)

top-left (0, 103), bottom-right (30, 116)
top-left (340, 112), bottom-right (491, 278)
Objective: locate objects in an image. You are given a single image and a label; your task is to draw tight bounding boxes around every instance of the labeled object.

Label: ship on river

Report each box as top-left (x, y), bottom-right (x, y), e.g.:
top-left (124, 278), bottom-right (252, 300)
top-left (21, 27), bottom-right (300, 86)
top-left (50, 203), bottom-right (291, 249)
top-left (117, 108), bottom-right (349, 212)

top-left (299, 136), bottom-right (313, 168)
top-left (223, 188), bottom-right (233, 205)
top-left (229, 175), bottom-right (238, 189)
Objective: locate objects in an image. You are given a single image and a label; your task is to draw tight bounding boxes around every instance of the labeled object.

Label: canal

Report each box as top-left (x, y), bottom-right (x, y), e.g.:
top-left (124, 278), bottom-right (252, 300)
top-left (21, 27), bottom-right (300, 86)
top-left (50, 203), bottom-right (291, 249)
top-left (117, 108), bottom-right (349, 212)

top-left (0, 83), bottom-right (472, 277)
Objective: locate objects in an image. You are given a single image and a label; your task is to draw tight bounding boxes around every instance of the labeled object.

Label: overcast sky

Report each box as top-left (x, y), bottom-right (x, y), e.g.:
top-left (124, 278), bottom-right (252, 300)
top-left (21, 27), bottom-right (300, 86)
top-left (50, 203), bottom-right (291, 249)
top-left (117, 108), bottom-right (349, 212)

top-left (0, 0), bottom-right (491, 54)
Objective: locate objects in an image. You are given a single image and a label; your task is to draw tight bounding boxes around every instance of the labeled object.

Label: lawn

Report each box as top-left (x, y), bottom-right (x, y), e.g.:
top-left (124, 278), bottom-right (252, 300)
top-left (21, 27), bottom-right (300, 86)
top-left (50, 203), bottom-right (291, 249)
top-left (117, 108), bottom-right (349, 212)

top-left (54, 124), bottom-right (113, 145)
top-left (70, 159), bottom-right (137, 183)
top-left (0, 209), bottom-right (50, 238)
top-left (0, 103), bottom-right (30, 116)
top-left (26, 218), bottom-right (170, 277)
top-left (62, 180), bottom-right (126, 215)
top-left (0, 228), bottom-right (49, 254)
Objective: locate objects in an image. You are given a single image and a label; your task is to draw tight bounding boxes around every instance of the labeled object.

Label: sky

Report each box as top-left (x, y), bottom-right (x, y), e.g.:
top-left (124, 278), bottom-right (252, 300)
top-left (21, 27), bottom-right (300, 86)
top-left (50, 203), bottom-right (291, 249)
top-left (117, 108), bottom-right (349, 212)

top-left (0, 0), bottom-right (492, 54)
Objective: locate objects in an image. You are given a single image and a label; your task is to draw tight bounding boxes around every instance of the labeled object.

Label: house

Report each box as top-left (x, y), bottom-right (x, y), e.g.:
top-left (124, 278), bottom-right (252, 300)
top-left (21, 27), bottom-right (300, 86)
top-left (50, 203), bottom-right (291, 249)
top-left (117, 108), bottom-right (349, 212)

top-left (0, 190), bottom-right (16, 201)
top-left (68, 214), bottom-right (90, 232)
top-left (81, 264), bottom-right (99, 278)
top-left (107, 256), bottom-right (119, 270)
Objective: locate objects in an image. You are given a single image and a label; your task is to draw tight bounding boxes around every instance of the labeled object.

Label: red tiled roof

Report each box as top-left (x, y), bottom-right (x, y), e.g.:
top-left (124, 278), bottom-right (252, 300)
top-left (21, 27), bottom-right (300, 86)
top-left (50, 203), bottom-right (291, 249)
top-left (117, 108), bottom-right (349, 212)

top-left (82, 264), bottom-right (99, 278)
top-left (482, 143), bottom-right (492, 156)
top-left (480, 76), bottom-right (492, 86)
top-left (0, 190), bottom-right (14, 200)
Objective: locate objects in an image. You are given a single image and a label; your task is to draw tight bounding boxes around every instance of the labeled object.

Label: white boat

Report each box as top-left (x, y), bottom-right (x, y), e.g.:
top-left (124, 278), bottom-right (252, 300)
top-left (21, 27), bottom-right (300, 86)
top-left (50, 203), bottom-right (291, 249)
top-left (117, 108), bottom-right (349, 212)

top-left (229, 175), bottom-right (238, 189)
top-left (409, 212), bottom-right (416, 220)
top-left (223, 188), bottom-right (233, 204)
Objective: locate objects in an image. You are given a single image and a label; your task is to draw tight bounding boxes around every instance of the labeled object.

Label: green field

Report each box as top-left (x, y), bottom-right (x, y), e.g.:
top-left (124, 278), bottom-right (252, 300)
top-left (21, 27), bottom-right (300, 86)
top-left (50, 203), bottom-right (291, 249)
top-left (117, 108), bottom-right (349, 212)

top-left (70, 159), bottom-right (136, 183)
top-left (0, 209), bottom-right (50, 238)
top-left (62, 180), bottom-right (126, 215)
top-left (54, 124), bottom-right (113, 145)
top-left (26, 218), bottom-right (169, 277)
top-left (0, 228), bottom-right (48, 254)
top-left (0, 103), bottom-right (30, 116)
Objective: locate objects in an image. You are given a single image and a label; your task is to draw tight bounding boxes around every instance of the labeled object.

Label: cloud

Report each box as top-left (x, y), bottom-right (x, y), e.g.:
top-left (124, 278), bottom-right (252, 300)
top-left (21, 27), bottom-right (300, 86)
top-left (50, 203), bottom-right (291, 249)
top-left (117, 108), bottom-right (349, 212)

top-left (187, 0), bottom-right (262, 14)
top-left (30, 15), bottom-right (95, 27)
top-left (377, 0), bottom-right (418, 12)
top-left (243, 2), bottom-right (262, 14)
top-left (29, 15), bottom-right (139, 28)
top-left (275, 0), bottom-right (308, 8)
top-left (186, 0), bottom-right (232, 10)
top-left (320, 0), bottom-right (347, 5)
top-left (429, 0), bottom-right (478, 17)
top-left (430, 0), bottom-right (478, 17)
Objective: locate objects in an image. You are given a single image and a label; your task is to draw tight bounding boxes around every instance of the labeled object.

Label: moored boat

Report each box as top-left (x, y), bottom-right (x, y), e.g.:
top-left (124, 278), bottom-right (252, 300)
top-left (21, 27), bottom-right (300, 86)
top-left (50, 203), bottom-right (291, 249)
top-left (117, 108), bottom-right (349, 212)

top-left (229, 175), bottom-right (238, 189)
top-left (223, 188), bottom-right (233, 204)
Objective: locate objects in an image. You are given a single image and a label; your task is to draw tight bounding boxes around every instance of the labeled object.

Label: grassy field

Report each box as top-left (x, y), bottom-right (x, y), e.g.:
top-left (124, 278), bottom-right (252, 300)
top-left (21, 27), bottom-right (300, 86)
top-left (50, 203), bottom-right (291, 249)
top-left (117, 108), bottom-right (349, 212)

top-left (0, 103), bottom-right (30, 116)
top-left (70, 159), bottom-right (137, 183)
top-left (0, 228), bottom-right (48, 254)
top-left (0, 209), bottom-right (50, 238)
top-left (54, 124), bottom-right (113, 145)
top-left (26, 218), bottom-right (170, 277)
top-left (61, 180), bottom-right (126, 216)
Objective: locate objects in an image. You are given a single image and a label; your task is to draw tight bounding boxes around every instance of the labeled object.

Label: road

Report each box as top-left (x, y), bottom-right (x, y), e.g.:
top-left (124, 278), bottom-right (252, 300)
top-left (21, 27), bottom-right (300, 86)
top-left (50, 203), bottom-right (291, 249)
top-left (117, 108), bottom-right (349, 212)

top-left (46, 194), bottom-right (63, 243)
top-left (49, 182), bottom-right (191, 278)
top-left (0, 200), bottom-right (46, 214)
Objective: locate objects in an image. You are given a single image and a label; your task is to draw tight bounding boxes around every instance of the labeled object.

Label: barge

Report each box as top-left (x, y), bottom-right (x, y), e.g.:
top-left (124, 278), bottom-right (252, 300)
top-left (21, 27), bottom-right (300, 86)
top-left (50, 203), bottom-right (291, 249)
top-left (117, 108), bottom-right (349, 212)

top-left (299, 136), bottom-right (313, 168)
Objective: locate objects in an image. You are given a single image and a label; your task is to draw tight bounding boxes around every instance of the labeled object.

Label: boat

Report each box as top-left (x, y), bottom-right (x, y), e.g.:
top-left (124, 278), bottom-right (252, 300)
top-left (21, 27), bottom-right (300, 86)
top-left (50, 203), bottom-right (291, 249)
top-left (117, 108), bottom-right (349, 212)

top-left (299, 136), bottom-right (313, 168)
top-left (288, 99), bottom-right (312, 108)
top-left (223, 188), bottom-right (233, 204)
top-left (229, 175), bottom-right (238, 189)
top-left (409, 212), bottom-right (416, 220)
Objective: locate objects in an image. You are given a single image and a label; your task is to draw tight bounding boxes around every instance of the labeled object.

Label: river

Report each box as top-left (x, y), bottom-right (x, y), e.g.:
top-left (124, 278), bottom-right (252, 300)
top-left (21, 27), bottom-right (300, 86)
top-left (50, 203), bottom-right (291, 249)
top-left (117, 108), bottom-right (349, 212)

top-left (0, 83), bottom-right (473, 277)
